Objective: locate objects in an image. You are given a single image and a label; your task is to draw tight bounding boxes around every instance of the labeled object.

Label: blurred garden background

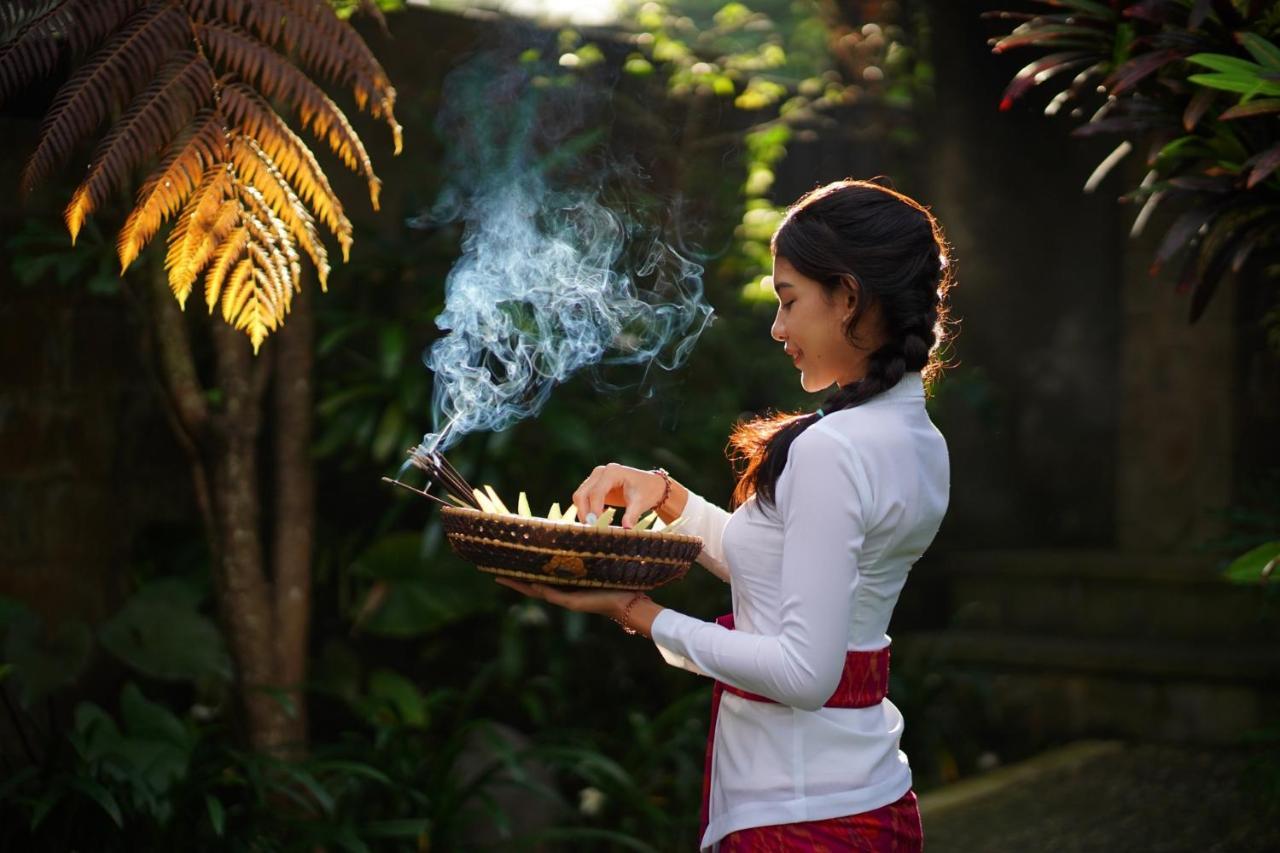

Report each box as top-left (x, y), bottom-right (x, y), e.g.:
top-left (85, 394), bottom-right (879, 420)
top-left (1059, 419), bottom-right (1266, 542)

top-left (1, 0), bottom-right (1278, 849)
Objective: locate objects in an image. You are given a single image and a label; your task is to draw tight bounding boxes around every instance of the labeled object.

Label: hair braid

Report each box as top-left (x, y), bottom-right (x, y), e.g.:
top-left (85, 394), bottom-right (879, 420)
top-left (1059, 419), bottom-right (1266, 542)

top-left (729, 179), bottom-right (955, 509)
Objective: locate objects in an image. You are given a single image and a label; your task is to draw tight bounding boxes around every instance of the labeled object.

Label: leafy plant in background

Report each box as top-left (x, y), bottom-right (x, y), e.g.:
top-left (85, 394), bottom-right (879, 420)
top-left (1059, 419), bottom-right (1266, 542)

top-left (614, 0), bottom-right (934, 301)
top-left (989, 0), bottom-right (1280, 344)
top-left (1, 0), bottom-right (403, 758)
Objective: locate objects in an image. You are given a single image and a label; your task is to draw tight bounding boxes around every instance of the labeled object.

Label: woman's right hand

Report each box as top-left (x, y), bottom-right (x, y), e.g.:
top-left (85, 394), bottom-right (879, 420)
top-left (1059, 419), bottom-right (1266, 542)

top-left (572, 463), bottom-right (667, 529)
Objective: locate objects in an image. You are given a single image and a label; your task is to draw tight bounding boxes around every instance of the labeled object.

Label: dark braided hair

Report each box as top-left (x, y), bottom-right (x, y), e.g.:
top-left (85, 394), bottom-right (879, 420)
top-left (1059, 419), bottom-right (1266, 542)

top-left (729, 178), bottom-right (954, 509)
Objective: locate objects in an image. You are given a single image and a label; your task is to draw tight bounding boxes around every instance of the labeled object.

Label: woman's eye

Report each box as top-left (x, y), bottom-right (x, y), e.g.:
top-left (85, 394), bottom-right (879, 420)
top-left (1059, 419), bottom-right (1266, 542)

top-left (781, 301), bottom-right (795, 310)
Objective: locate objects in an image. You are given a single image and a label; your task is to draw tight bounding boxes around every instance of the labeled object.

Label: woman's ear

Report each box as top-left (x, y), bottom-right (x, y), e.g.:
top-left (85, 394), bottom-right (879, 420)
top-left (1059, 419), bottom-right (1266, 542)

top-left (834, 274), bottom-right (860, 323)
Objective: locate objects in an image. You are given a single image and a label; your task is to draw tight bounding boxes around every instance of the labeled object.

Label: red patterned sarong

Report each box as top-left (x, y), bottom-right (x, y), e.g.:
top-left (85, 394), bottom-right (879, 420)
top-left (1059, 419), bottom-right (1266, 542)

top-left (699, 614), bottom-right (901, 849)
top-left (718, 790), bottom-right (923, 852)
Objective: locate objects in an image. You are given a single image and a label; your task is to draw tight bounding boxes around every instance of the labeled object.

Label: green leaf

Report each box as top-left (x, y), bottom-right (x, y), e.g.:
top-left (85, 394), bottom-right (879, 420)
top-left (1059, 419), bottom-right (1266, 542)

top-left (362, 818), bottom-right (432, 838)
top-left (1188, 72), bottom-right (1280, 96)
top-left (1237, 32), bottom-right (1280, 71)
top-left (67, 776), bottom-right (123, 827)
top-left (368, 669), bottom-right (429, 727)
top-left (378, 325), bottom-right (406, 380)
top-left (1187, 53), bottom-right (1265, 76)
top-left (313, 759), bottom-right (394, 786)
top-left (205, 794), bottom-right (225, 837)
top-left (277, 764), bottom-right (336, 816)
top-left (1224, 541), bottom-right (1280, 583)
top-left (99, 581), bottom-right (231, 682)
top-left (120, 682), bottom-right (189, 746)
top-left (4, 613), bottom-right (92, 703)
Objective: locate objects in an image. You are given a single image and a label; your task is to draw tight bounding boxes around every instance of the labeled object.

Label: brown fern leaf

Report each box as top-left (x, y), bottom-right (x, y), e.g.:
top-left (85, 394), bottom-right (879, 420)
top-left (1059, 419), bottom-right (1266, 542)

top-left (65, 51), bottom-right (215, 243)
top-left (118, 111), bottom-right (227, 272)
top-left (0, 0), bottom-right (73, 105)
top-left (166, 165), bottom-right (234, 304)
top-left (228, 134), bottom-right (328, 286)
top-left (61, 0), bottom-right (150, 57)
top-left (273, 0), bottom-right (398, 127)
top-left (196, 20), bottom-right (382, 208)
top-left (203, 224), bottom-right (248, 313)
top-left (1, 1), bottom-right (61, 43)
top-left (187, 0), bottom-right (401, 153)
top-left (219, 80), bottom-right (353, 260)
top-left (24, 4), bottom-right (191, 197)
top-left (0, 0), bottom-right (146, 105)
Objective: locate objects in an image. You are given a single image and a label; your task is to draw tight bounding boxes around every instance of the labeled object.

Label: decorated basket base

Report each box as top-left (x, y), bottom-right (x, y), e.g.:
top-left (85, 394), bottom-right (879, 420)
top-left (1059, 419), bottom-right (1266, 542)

top-left (440, 506), bottom-right (703, 591)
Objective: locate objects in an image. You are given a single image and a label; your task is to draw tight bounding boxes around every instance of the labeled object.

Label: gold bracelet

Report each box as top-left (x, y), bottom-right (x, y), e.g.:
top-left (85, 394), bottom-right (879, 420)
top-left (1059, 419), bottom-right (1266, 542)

top-left (618, 593), bottom-right (650, 636)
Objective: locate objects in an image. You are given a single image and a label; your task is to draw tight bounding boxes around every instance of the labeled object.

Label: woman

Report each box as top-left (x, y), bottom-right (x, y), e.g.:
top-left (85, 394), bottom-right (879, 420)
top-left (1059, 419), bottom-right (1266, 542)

top-left (495, 178), bottom-right (953, 852)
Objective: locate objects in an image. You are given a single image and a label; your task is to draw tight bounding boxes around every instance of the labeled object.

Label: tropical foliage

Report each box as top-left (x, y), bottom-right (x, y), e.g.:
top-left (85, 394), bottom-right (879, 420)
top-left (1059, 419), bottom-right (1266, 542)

top-left (989, 0), bottom-right (1280, 341)
top-left (0, 0), bottom-right (401, 351)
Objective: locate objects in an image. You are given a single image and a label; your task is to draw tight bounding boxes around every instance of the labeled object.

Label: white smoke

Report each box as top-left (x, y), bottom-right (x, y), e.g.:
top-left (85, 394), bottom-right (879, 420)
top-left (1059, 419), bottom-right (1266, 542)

top-left (411, 44), bottom-right (714, 455)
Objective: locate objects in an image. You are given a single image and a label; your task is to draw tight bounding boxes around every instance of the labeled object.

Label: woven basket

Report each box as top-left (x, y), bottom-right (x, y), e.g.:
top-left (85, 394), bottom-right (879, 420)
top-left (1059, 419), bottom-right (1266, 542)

top-left (440, 506), bottom-right (704, 590)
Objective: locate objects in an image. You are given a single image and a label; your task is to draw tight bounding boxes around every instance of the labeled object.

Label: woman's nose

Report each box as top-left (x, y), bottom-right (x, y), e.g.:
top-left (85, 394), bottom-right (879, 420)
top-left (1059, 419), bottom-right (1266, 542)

top-left (770, 313), bottom-right (786, 342)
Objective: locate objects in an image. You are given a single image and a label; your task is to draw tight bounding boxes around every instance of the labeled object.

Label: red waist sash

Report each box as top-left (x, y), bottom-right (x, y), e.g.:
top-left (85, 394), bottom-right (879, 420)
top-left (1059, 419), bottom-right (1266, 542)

top-left (698, 613), bottom-right (891, 843)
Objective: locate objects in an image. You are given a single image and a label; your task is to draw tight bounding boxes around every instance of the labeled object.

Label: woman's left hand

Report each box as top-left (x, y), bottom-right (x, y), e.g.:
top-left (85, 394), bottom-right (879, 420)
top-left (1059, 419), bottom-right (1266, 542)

top-left (493, 577), bottom-right (635, 620)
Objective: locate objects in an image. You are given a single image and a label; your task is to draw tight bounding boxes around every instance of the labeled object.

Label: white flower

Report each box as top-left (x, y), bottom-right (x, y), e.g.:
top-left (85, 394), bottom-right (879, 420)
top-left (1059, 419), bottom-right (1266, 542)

top-left (578, 786), bottom-right (606, 816)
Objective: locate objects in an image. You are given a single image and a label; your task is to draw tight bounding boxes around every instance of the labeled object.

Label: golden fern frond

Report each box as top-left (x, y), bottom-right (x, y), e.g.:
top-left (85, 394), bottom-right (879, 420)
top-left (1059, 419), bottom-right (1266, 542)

top-left (0, 0), bottom-right (145, 104)
top-left (228, 135), bottom-right (328, 286)
top-left (197, 20), bottom-right (381, 208)
top-left (65, 51), bottom-right (215, 243)
top-left (166, 165), bottom-right (234, 304)
top-left (220, 255), bottom-right (260, 340)
top-left (117, 111), bottom-right (227, 273)
top-left (219, 80), bottom-right (353, 259)
top-left (220, 250), bottom-right (280, 353)
top-left (187, 0), bottom-right (401, 153)
top-left (203, 224), bottom-right (248, 313)
top-left (238, 182), bottom-right (301, 302)
top-left (272, 0), bottom-right (400, 146)
top-left (23, 4), bottom-right (190, 196)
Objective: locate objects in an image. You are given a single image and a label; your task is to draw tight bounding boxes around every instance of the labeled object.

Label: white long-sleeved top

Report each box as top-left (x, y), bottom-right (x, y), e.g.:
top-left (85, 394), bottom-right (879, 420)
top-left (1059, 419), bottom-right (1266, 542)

top-left (649, 371), bottom-right (950, 851)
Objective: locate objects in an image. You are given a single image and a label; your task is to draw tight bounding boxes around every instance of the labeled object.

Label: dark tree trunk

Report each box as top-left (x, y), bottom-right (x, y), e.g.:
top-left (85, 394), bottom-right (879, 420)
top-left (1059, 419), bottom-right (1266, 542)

top-left (145, 260), bottom-right (311, 756)
top-left (271, 279), bottom-right (315, 751)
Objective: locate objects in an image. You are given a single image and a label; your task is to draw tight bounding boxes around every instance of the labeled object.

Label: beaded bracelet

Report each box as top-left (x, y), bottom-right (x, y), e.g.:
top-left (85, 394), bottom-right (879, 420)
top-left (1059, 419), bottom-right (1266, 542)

top-left (649, 467), bottom-right (672, 514)
top-left (617, 592), bottom-right (650, 636)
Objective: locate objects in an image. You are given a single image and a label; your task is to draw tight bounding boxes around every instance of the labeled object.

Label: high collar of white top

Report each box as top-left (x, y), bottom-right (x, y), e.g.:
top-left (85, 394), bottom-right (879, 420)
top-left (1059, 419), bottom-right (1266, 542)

top-left (865, 370), bottom-right (925, 403)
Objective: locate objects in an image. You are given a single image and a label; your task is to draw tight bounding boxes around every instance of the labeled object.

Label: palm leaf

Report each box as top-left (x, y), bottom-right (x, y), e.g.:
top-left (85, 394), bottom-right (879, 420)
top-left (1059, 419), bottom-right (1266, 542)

top-left (65, 52), bottom-right (215, 243)
top-left (197, 20), bottom-right (381, 208)
top-left (21, 4), bottom-right (189, 195)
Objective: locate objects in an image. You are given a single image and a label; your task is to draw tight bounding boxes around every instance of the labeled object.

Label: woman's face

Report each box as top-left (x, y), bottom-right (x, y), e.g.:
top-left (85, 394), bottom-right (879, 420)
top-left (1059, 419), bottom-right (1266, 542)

top-left (769, 256), bottom-right (872, 393)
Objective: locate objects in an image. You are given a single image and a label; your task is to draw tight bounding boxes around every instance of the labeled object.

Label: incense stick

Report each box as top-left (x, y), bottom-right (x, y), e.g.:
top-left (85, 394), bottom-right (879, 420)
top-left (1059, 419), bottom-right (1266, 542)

top-left (381, 477), bottom-right (455, 508)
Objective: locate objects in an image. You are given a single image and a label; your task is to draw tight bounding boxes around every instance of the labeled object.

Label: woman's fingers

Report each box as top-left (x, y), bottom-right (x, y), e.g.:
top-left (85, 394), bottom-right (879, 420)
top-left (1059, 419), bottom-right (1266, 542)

top-left (572, 464), bottom-right (617, 522)
top-left (571, 464), bottom-right (663, 528)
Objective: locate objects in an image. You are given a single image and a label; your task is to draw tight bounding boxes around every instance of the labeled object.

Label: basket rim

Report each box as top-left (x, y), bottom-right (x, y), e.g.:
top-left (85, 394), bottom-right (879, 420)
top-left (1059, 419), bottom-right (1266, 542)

top-left (448, 532), bottom-right (696, 567)
top-left (440, 505), bottom-right (703, 546)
